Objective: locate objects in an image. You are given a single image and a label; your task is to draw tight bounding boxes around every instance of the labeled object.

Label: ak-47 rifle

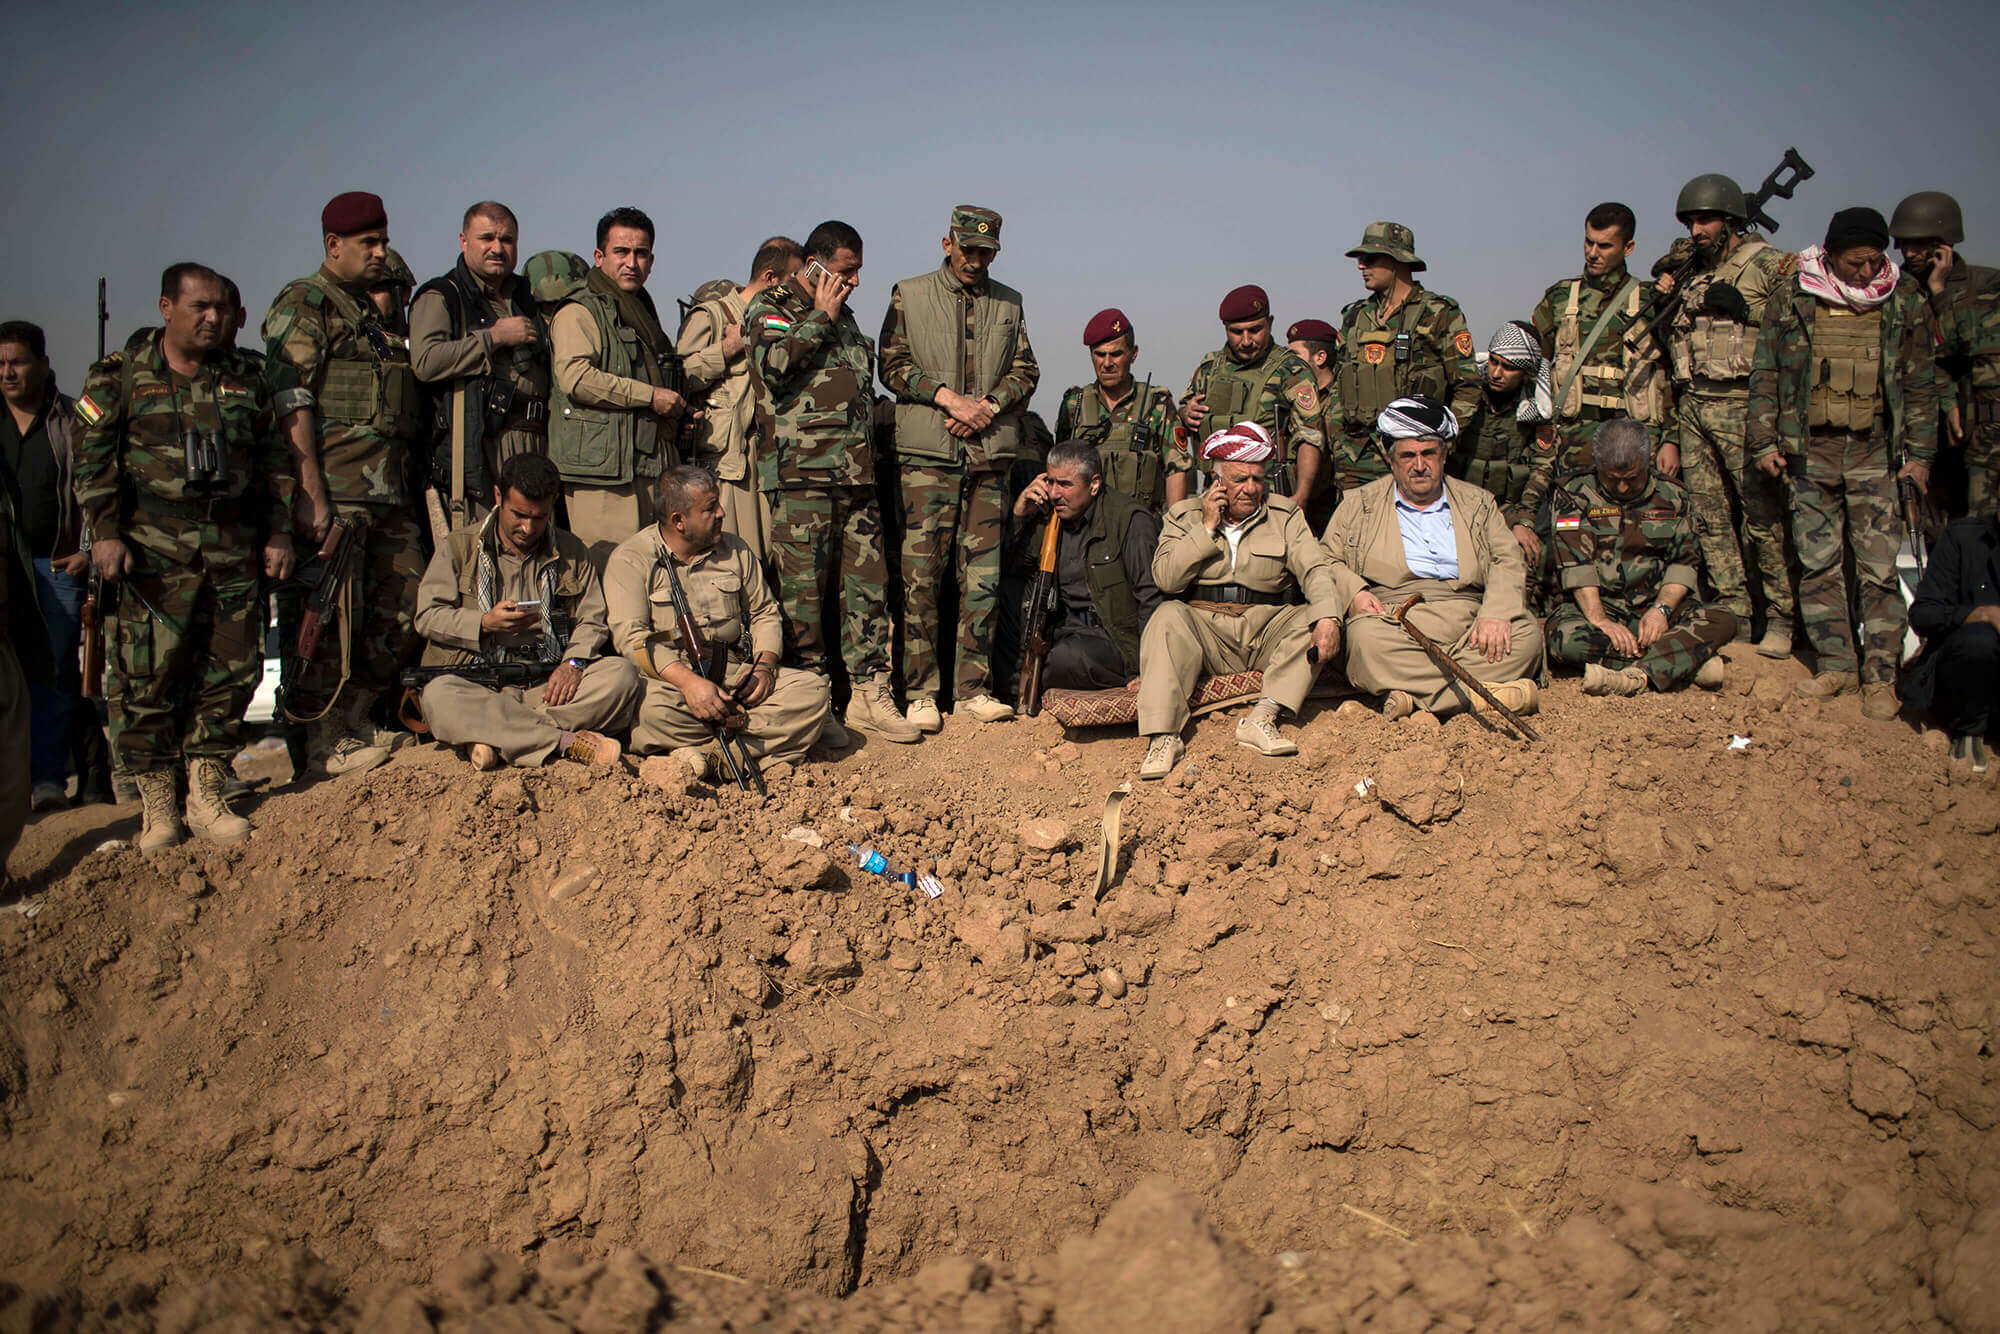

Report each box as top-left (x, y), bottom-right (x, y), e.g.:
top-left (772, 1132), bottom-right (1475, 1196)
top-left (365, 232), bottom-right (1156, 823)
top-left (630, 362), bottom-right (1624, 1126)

top-left (80, 568), bottom-right (117, 700)
top-left (1018, 510), bottom-right (1062, 717)
top-left (96, 278), bottom-right (108, 361)
top-left (278, 517), bottom-right (361, 722)
top-left (1633, 148), bottom-right (1815, 348)
top-left (397, 660), bottom-right (559, 733)
top-left (661, 555), bottom-right (765, 796)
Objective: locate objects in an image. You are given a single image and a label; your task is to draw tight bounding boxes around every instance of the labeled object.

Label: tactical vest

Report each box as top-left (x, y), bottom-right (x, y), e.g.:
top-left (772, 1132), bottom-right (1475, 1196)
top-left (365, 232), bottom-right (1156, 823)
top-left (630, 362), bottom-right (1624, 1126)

top-left (1807, 306), bottom-right (1884, 431)
top-left (1553, 279), bottom-right (1664, 420)
top-left (1453, 396), bottom-right (1533, 506)
top-left (890, 267), bottom-right (1026, 466)
top-left (1082, 485), bottom-right (1150, 673)
top-left (1673, 238), bottom-right (1771, 384)
top-left (303, 272), bottom-right (422, 440)
top-left (1073, 384), bottom-right (1166, 508)
top-left (548, 289), bottom-right (667, 485)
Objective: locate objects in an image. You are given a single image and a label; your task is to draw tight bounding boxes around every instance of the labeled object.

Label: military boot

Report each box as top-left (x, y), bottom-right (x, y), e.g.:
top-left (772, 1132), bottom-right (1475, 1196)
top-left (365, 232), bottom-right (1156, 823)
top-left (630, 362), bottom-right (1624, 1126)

top-left (1583, 663), bottom-right (1648, 697)
top-left (1793, 671), bottom-right (1854, 701)
top-left (847, 675), bottom-right (922, 743)
top-left (1473, 680), bottom-right (1541, 715)
top-left (1235, 699), bottom-right (1298, 755)
top-left (903, 696), bottom-right (943, 734)
top-left (185, 757), bottom-right (252, 843)
top-left (1378, 690), bottom-right (1418, 721)
top-left (1756, 625), bottom-right (1794, 659)
top-left (1695, 656), bottom-right (1726, 690)
top-left (959, 694), bottom-right (1016, 724)
top-left (1860, 684), bottom-right (1899, 721)
top-left (134, 770), bottom-right (185, 853)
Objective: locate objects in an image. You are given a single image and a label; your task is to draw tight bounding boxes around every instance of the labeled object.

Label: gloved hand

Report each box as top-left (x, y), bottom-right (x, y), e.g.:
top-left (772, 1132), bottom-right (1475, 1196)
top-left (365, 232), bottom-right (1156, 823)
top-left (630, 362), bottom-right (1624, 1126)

top-left (1701, 282), bottom-right (1752, 324)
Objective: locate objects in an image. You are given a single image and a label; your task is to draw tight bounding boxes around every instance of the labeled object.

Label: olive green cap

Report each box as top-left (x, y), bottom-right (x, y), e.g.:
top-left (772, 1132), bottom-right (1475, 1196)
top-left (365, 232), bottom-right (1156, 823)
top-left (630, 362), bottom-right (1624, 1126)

top-left (523, 249), bottom-right (590, 305)
top-left (1889, 191), bottom-right (1964, 245)
top-left (1344, 221), bottom-right (1426, 272)
top-left (950, 205), bottom-right (1002, 252)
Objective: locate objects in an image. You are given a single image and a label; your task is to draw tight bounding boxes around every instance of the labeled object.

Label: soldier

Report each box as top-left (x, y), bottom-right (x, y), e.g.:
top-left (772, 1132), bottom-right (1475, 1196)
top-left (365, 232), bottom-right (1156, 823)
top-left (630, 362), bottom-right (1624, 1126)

top-left (547, 206), bottom-right (687, 559)
top-left (410, 201), bottom-right (552, 532)
top-left (1748, 206), bottom-right (1939, 718)
top-left (679, 235), bottom-right (802, 561)
top-left (879, 204), bottom-right (1039, 729)
top-left (1178, 286), bottom-right (1325, 507)
top-left (411, 453), bottom-right (638, 769)
top-left (1136, 423), bottom-right (1341, 780)
top-left (998, 439), bottom-right (1163, 696)
top-left (1546, 418), bottom-right (1736, 694)
top-left (1901, 509), bottom-right (1999, 770)
top-left (77, 263), bottom-right (294, 848)
top-left (366, 248), bottom-right (415, 334)
top-left (1052, 308), bottom-right (1181, 513)
top-left (744, 220), bottom-right (918, 745)
top-left (1533, 203), bottom-right (1670, 458)
top-left (1652, 174), bottom-right (1799, 658)
top-left (1890, 191), bottom-right (2000, 515)
top-left (603, 465), bottom-right (830, 777)
top-left (263, 191), bottom-right (426, 776)
top-left (1452, 321), bottom-right (1557, 561)
top-left (1285, 317), bottom-right (1343, 531)
top-left (1324, 397), bottom-right (1543, 722)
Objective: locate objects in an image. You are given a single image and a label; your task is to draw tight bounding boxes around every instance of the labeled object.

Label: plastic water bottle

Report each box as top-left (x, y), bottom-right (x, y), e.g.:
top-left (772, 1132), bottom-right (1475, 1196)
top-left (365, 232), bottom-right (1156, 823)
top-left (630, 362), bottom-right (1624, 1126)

top-left (850, 845), bottom-right (889, 876)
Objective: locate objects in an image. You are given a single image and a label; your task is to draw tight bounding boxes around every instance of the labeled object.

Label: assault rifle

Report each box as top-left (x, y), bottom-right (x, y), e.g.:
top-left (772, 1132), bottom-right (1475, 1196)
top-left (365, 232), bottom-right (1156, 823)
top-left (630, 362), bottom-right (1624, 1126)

top-left (662, 555), bottom-right (765, 796)
top-left (1633, 148), bottom-right (1815, 349)
top-left (278, 517), bottom-right (360, 722)
top-left (1898, 476), bottom-right (1930, 577)
top-left (1018, 509), bottom-right (1062, 717)
top-left (80, 568), bottom-right (117, 700)
top-left (96, 278), bottom-right (108, 360)
top-left (397, 660), bottom-right (558, 733)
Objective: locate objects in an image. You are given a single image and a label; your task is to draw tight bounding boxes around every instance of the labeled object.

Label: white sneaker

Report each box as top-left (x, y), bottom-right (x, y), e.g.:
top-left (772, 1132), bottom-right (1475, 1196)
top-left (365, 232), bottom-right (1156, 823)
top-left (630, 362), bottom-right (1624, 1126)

top-left (1233, 699), bottom-right (1297, 756)
top-left (1139, 734), bottom-right (1185, 780)
top-left (960, 694), bottom-right (1015, 724)
top-left (904, 696), bottom-right (943, 733)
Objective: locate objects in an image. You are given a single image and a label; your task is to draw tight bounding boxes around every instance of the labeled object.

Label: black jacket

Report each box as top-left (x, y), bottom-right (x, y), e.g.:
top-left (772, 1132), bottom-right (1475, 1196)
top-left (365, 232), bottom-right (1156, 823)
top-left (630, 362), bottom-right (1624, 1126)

top-left (1900, 515), bottom-right (2000, 711)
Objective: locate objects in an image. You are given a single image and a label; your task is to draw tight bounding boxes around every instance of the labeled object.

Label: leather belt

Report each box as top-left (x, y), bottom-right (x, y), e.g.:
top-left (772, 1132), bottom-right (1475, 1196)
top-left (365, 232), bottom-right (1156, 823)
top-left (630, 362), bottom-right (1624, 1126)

top-left (1183, 584), bottom-right (1297, 607)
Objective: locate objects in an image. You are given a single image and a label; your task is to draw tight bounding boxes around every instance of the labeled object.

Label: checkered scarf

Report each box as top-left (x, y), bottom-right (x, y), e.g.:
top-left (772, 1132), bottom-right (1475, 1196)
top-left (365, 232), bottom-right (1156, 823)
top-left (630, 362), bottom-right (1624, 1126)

top-left (475, 510), bottom-right (561, 663)
top-left (1486, 321), bottom-right (1553, 423)
top-left (1377, 396), bottom-right (1459, 442)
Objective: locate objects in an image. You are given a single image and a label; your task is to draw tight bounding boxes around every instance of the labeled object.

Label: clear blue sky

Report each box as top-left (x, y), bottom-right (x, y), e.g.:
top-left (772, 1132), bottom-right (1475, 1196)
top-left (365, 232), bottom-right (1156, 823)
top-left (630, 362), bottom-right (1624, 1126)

top-left (4, 0), bottom-right (1994, 406)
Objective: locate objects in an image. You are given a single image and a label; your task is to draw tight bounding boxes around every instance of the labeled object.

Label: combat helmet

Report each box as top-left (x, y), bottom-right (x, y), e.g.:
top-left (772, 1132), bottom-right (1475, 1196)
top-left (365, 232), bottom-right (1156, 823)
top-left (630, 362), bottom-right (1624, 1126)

top-left (378, 246), bottom-right (416, 292)
top-left (1889, 191), bottom-right (1964, 245)
top-left (524, 250), bottom-right (590, 305)
top-left (1675, 174), bottom-right (1746, 223)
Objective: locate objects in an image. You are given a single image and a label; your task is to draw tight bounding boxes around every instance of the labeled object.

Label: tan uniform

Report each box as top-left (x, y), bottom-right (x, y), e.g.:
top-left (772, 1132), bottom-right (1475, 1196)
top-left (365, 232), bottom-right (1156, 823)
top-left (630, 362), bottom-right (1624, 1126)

top-left (412, 520), bottom-right (642, 765)
top-left (602, 525), bottom-right (828, 766)
top-left (1139, 495), bottom-right (1339, 736)
top-left (1322, 475), bottom-right (1543, 712)
top-left (408, 277), bottom-right (551, 518)
top-left (550, 304), bottom-right (662, 557)
top-left (676, 286), bottom-right (772, 559)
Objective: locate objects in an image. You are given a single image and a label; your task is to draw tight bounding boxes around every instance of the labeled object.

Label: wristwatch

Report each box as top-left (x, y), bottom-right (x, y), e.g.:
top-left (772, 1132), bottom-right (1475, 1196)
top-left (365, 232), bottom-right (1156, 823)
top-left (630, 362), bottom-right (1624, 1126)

top-left (565, 657), bottom-right (585, 671)
top-left (1651, 603), bottom-right (1671, 619)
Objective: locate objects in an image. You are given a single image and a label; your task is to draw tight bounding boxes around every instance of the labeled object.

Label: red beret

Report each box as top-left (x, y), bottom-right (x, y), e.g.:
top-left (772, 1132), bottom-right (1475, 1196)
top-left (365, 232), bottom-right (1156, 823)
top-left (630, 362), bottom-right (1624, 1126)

top-left (1217, 285), bottom-right (1270, 324)
top-left (321, 191), bottom-right (387, 237)
top-left (1286, 318), bottom-right (1338, 343)
top-left (1083, 308), bottom-right (1133, 347)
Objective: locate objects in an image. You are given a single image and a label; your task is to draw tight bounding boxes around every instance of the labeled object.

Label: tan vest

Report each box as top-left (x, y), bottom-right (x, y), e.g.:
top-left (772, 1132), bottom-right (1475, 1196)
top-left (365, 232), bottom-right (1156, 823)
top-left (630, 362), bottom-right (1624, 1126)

top-left (1553, 279), bottom-right (1666, 421)
top-left (1807, 306), bottom-right (1884, 431)
top-left (1673, 238), bottom-right (1770, 383)
top-left (891, 267), bottom-right (1026, 465)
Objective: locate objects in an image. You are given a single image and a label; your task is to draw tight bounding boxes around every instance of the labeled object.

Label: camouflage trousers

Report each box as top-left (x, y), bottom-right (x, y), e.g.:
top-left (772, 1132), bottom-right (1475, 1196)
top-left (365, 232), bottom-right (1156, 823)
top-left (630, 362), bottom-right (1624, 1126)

top-left (291, 505), bottom-right (425, 725)
top-left (1546, 600), bottom-right (1737, 690)
top-left (1791, 432), bottom-right (1903, 685)
top-left (1334, 431), bottom-right (1389, 496)
top-left (767, 484), bottom-right (892, 683)
top-left (1677, 390), bottom-right (1794, 625)
top-left (1967, 419), bottom-right (1999, 516)
top-left (896, 464), bottom-right (1009, 701)
top-left (108, 550), bottom-right (263, 773)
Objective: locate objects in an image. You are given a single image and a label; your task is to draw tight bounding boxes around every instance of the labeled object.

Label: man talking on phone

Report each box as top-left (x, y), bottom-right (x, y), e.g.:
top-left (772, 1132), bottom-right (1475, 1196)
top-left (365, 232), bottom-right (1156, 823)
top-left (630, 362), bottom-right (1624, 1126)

top-left (411, 453), bottom-right (639, 768)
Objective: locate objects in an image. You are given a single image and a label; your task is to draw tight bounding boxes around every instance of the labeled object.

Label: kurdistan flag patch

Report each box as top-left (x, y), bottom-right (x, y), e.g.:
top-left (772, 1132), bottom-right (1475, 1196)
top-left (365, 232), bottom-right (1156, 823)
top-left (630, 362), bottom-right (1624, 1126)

top-left (76, 395), bottom-right (106, 426)
top-left (759, 315), bottom-right (793, 331)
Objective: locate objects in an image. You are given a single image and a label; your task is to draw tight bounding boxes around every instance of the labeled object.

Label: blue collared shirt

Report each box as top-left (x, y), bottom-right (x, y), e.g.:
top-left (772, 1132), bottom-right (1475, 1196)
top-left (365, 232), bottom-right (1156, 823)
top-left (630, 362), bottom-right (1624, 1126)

top-left (1394, 489), bottom-right (1458, 580)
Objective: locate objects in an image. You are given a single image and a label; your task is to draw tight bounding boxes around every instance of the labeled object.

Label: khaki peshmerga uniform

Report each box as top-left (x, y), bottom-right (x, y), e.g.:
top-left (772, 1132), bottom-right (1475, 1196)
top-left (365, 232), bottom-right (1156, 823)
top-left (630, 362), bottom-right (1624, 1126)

top-left (1138, 496), bottom-right (1339, 736)
top-left (1323, 475), bottom-right (1544, 712)
top-left (602, 525), bottom-right (829, 766)
top-left (412, 518), bottom-right (642, 765)
top-left (677, 284), bottom-right (772, 559)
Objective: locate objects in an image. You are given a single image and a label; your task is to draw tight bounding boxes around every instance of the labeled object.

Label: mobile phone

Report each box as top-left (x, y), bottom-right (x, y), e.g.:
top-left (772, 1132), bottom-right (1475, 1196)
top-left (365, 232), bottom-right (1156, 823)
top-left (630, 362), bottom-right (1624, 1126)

top-left (513, 599), bottom-right (542, 610)
top-left (801, 258), bottom-right (831, 288)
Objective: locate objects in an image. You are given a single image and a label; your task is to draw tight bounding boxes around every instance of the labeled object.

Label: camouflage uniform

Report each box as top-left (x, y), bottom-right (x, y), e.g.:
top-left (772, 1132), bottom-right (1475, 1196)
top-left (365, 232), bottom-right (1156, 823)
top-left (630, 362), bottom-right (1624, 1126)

top-left (1656, 234), bottom-right (1798, 628)
top-left (263, 264), bottom-right (427, 726)
top-left (1182, 344), bottom-right (1324, 491)
top-left (1924, 256), bottom-right (2000, 513)
top-left (72, 332), bottom-right (292, 771)
top-left (743, 275), bottom-right (893, 684)
top-left (1747, 275), bottom-right (1939, 685)
top-left (1546, 472), bottom-right (1736, 689)
top-left (1451, 388), bottom-right (1553, 528)
top-left (1053, 379), bottom-right (1181, 512)
top-left (1329, 289), bottom-right (1479, 491)
top-left (878, 263), bottom-right (1039, 703)
top-left (1533, 268), bottom-right (1671, 452)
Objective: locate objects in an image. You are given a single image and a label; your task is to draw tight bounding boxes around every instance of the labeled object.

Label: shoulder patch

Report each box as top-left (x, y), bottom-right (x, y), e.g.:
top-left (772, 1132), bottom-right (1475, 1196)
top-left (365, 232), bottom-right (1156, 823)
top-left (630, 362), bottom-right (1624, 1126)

top-left (76, 394), bottom-right (107, 426)
top-left (1587, 505), bottom-right (1623, 520)
top-left (758, 314), bottom-right (794, 332)
top-left (1288, 382), bottom-right (1319, 413)
top-left (1453, 330), bottom-right (1474, 358)
top-left (1553, 516), bottom-right (1583, 530)
top-left (1776, 252), bottom-right (1798, 275)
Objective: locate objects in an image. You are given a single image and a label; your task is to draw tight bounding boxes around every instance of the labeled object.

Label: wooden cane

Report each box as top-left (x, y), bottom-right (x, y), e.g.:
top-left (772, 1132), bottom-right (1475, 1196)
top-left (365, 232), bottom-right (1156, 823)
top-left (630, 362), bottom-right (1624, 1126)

top-left (1392, 592), bottom-right (1541, 744)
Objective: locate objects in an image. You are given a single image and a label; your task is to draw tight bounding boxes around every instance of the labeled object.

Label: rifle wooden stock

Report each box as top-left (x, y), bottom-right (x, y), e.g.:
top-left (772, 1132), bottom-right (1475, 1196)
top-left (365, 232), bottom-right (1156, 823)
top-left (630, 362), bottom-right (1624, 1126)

top-left (278, 517), bottom-right (359, 722)
top-left (1019, 510), bottom-right (1062, 718)
top-left (662, 555), bottom-right (764, 795)
top-left (80, 575), bottom-right (112, 700)
top-left (1392, 592), bottom-right (1541, 744)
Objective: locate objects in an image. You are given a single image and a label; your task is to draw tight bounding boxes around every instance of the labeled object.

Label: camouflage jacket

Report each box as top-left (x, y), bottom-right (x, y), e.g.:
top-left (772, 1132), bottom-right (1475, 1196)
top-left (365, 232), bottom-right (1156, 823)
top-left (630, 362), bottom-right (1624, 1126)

top-left (262, 264), bottom-right (422, 506)
top-left (1450, 389), bottom-right (1555, 527)
top-left (1923, 255), bottom-right (2000, 422)
top-left (1183, 343), bottom-right (1325, 477)
top-left (1532, 268), bottom-right (1670, 427)
top-left (744, 276), bottom-right (876, 489)
top-left (72, 330), bottom-right (292, 569)
top-left (1330, 285), bottom-right (1480, 441)
top-left (1746, 275), bottom-right (1940, 464)
top-left (1551, 471), bottom-right (1699, 620)
top-left (1053, 379), bottom-right (1183, 508)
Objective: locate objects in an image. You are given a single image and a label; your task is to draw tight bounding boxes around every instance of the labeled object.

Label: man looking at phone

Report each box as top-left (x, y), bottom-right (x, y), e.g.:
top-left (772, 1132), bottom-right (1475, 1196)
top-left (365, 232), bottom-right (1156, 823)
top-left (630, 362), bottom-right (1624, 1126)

top-left (411, 453), bottom-right (638, 768)
top-left (743, 221), bottom-right (916, 745)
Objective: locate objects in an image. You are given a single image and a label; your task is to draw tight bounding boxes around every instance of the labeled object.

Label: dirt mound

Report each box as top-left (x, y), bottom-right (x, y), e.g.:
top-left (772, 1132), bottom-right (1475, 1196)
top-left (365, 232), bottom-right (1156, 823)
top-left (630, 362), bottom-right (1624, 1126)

top-left (3, 644), bottom-right (1997, 1331)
